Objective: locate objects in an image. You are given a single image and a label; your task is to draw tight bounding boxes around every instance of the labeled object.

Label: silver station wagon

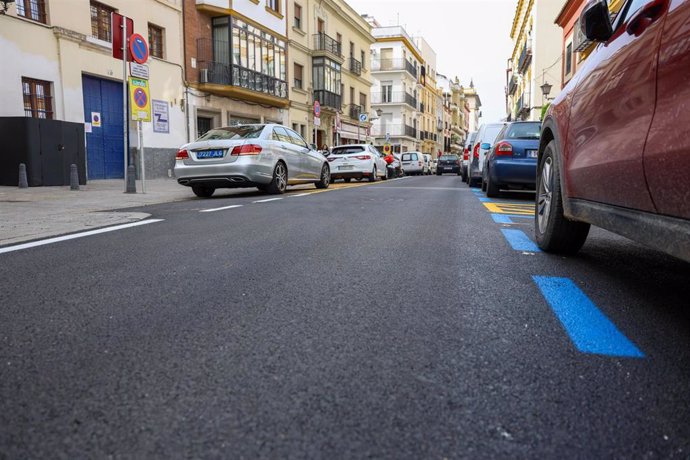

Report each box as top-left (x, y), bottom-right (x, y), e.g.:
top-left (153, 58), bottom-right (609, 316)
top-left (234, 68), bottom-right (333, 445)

top-left (174, 124), bottom-right (331, 197)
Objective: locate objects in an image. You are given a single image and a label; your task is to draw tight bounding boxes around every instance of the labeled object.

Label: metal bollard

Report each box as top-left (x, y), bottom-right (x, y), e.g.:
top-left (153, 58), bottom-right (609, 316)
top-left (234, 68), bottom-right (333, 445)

top-left (70, 164), bottom-right (80, 191)
top-left (125, 164), bottom-right (137, 193)
top-left (18, 163), bottom-right (28, 188)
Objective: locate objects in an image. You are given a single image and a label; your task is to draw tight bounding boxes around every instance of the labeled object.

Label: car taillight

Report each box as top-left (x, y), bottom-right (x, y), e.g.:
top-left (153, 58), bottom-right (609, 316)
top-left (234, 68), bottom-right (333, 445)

top-left (354, 155), bottom-right (371, 160)
top-left (175, 149), bottom-right (189, 160)
top-left (231, 144), bottom-right (262, 156)
top-left (495, 141), bottom-right (513, 156)
top-left (418, 161), bottom-right (422, 166)
top-left (473, 143), bottom-right (480, 159)
top-left (463, 148), bottom-right (469, 161)
top-left (327, 157), bottom-right (336, 162)
top-left (456, 160), bottom-right (460, 166)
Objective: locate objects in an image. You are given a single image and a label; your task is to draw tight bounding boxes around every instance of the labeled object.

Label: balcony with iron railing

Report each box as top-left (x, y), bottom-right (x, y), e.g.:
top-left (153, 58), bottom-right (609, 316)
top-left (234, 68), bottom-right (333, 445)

top-left (349, 57), bottom-right (362, 76)
top-left (349, 104), bottom-right (361, 120)
top-left (371, 59), bottom-right (417, 78)
top-left (371, 91), bottom-right (417, 109)
top-left (313, 89), bottom-right (341, 110)
top-left (195, 38), bottom-right (288, 105)
top-left (514, 93), bottom-right (530, 120)
top-left (508, 75), bottom-right (518, 95)
top-left (517, 40), bottom-right (532, 74)
top-left (196, 62), bottom-right (288, 103)
top-left (371, 123), bottom-right (418, 139)
top-left (313, 33), bottom-right (342, 59)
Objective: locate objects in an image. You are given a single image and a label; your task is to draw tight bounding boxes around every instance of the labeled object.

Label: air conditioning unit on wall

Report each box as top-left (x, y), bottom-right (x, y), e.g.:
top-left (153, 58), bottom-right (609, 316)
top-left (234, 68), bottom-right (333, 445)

top-left (199, 69), bottom-right (209, 83)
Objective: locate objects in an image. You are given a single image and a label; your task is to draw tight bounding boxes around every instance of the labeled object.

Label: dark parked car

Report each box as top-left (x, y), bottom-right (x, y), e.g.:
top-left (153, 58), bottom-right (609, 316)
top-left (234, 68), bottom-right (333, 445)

top-left (482, 121), bottom-right (541, 197)
top-left (536, 0), bottom-right (690, 262)
top-left (436, 154), bottom-right (461, 175)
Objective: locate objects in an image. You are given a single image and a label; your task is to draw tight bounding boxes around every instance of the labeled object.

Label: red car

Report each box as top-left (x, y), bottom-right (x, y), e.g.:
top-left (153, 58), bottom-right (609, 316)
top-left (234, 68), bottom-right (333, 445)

top-left (536, 0), bottom-right (690, 262)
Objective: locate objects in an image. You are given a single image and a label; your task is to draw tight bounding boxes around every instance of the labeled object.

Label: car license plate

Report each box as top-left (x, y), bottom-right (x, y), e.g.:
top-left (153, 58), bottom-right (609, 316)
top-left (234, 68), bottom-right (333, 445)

top-left (444, 167), bottom-right (452, 170)
top-left (339, 165), bottom-right (354, 170)
top-left (197, 149), bottom-right (225, 159)
top-left (526, 150), bottom-right (538, 158)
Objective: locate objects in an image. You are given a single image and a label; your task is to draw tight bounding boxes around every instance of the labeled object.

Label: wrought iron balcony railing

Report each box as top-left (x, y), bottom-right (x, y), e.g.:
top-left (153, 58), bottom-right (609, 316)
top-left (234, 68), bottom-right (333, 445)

top-left (313, 33), bottom-right (342, 57)
top-left (313, 89), bottom-right (342, 110)
top-left (349, 57), bottom-right (362, 76)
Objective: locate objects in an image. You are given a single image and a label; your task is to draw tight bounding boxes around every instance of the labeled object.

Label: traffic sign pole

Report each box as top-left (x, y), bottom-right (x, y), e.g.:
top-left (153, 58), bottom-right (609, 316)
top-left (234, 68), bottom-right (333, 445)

top-left (139, 120), bottom-right (146, 193)
top-left (122, 16), bottom-right (134, 193)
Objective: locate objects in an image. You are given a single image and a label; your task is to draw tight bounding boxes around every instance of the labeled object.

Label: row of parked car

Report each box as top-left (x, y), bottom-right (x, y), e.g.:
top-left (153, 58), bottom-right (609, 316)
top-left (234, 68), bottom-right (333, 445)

top-left (455, 0), bottom-right (690, 264)
top-left (173, 124), bottom-right (449, 198)
top-left (460, 121), bottom-right (541, 198)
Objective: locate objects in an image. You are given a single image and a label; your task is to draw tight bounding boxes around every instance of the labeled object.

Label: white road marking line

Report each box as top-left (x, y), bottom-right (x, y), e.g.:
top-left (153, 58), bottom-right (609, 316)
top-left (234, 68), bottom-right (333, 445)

top-left (289, 193), bottom-right (313, 197)
top-left (0, 219), bottom-right (164, 255)
top-left (200, 204), bottom-right (244, 213)
top-left (253, 198), bottom-right (284, 203)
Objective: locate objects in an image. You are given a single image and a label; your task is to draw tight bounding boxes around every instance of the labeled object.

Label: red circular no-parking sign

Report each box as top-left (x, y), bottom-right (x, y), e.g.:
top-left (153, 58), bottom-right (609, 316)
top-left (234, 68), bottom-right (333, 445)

top-left (129, 33), bottom-right (149, 64)
top-left (133, 88), bottom-right (148, 108)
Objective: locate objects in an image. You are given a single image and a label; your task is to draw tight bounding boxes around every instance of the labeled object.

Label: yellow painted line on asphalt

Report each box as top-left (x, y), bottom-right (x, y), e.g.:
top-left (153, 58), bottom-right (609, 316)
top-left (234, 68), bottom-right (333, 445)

top-left (287, 178), bottom-right (396, 197)
top-left (483, 202), bottom-right (534, 215)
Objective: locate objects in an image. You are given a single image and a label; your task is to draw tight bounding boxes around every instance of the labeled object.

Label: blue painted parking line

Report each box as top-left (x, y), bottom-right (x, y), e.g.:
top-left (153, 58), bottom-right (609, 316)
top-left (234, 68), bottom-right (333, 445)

top-left (500, 229), bottom-right (541, 252)
top-left (491, 214), bottom-right (535, 224)
top-left (492, 214), bottom-right (514, 224)
top-left (479, 197), bottom-right (492, 202)
top-left (533, 276), bottom-right (644, 358)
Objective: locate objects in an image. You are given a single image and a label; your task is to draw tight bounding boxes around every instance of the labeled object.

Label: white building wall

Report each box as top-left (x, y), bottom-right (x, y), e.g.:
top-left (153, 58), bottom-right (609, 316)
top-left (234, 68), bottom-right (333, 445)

top-left (0, 0), bottom-right (187, 178)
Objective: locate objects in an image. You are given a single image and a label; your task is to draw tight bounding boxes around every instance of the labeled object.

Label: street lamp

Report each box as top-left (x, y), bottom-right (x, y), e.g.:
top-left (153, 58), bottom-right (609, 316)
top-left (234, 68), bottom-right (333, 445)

top-left (540, 81), bottom-right (553, 101)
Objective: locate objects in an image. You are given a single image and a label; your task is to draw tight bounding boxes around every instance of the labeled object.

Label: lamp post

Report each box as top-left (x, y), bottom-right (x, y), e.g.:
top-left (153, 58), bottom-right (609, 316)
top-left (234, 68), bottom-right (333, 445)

top-left (540, 81), bottom-right (552, 103)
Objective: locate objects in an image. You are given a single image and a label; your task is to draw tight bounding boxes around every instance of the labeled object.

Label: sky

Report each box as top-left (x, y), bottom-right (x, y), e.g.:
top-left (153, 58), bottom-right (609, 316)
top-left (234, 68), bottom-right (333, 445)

top-left (347, 0), bottom-right (517, 123)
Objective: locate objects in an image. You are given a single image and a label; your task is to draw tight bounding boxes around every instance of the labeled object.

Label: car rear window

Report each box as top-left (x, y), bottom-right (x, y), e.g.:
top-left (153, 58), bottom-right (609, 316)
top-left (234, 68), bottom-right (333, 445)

top-left (482, 125), bottom-right (505, 144)
top-left (331, 146), bottom-right (366, 155)
top-left (505, 123), bottom-right (541, 140)
top-left (197, 125), bottom-right (264, 141)
top-left (439, 155), bottom-right (458, 160)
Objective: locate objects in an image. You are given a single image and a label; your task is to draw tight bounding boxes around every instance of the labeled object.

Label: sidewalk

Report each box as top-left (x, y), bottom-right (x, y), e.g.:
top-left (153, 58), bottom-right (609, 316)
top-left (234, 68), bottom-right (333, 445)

top-left (0, 179), bottom-right (192, 247)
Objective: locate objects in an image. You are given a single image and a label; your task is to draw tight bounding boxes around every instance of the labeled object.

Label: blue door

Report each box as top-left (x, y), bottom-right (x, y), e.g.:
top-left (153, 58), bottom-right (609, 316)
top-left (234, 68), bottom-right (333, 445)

top-left (82, 75), bottom-right (124, 179)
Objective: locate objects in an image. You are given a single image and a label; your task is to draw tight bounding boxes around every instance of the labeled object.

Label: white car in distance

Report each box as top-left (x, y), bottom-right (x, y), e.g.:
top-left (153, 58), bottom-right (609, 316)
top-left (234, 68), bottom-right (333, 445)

top-left (328, 144), bottom-right (388, 182)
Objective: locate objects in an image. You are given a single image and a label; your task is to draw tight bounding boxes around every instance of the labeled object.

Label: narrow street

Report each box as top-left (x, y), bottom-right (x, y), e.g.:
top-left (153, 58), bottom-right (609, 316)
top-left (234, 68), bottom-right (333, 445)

top-left (2, 176), bottom-right (689, 458)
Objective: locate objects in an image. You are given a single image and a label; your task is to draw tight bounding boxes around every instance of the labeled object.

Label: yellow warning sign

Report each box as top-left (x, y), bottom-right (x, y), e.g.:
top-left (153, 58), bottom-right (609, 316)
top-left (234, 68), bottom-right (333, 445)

top-left (129, 77), bottom-right (151, 122)
top-left (483, 202), bottom-right (534, 216)
top-left (383, 144), bottom-right (391, 154)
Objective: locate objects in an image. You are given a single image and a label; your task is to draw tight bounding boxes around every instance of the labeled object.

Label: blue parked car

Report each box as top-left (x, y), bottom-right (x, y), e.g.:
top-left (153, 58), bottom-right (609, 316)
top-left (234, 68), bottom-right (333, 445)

top-left (481, 121), bottom-right (541, 197)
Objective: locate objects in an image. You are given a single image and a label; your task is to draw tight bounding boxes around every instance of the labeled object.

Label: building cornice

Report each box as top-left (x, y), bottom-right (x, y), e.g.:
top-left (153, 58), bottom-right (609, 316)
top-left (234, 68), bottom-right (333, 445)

top-left (320, 0), bottom-right (374, 43)
top-left (375, 36), bottom-right (424, 63)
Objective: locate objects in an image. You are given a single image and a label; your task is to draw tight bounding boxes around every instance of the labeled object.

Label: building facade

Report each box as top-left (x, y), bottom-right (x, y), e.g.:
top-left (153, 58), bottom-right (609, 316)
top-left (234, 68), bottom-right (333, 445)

top-left (286, 0), bottom-right (373, 148)
top-left (367, 22), bottom-right (424, 154)
top-left (0, 0), bottom-right (186, 180)
top-left (414, 36), bottom-right (442, 158)
top-left (183, 0), bottom-right (289, 140)
top-left (463, 82), bottom-right (481, 133)
top-left (437, 73), bottom-right (467, 155)
top-left (554, 0), bottom-right (625, 89)
top-left (506, 0), bottom-right (563, 121)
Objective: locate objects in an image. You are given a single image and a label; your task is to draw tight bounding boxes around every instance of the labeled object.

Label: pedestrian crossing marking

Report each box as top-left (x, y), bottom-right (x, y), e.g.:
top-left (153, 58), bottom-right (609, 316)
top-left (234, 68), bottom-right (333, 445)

top-left (483, 202), bottom-right (534, 216)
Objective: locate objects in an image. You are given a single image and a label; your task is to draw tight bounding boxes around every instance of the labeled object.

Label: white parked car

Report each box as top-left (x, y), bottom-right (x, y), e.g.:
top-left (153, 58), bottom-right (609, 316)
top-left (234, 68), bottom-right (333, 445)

top-left (328, 144), bottom-right (388, 182)
top-left (468, 123), bottom-right (506, 187)
top-left (401, 151), bottom-right (425, 175)
top-left (174, 124), bottom-right (330, 197)
top-left (430, 158), bottom-right (438, 175)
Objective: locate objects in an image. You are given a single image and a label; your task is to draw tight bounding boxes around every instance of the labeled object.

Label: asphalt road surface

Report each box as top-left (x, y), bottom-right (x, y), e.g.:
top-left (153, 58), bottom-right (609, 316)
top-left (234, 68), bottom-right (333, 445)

top-left (2, 175), bottom-right (689, 458)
